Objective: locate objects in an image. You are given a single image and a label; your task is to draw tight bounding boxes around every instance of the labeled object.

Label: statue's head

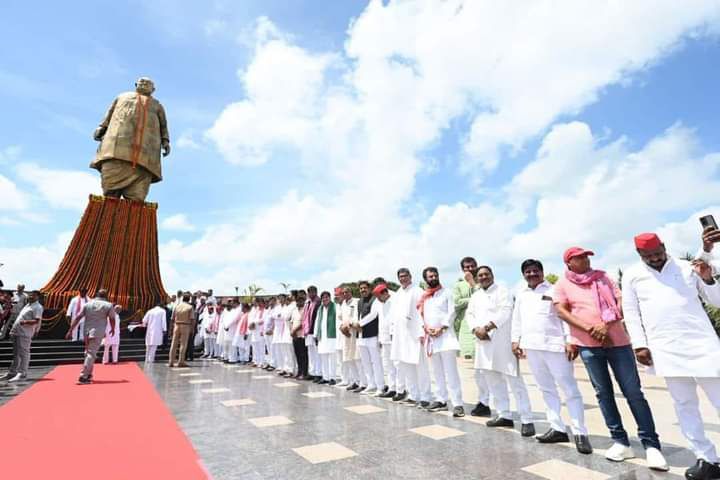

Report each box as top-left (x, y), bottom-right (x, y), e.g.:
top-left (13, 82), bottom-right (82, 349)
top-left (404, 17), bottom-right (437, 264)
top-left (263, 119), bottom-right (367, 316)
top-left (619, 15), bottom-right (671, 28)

top-left (135, 77), bottom-right (155, 95)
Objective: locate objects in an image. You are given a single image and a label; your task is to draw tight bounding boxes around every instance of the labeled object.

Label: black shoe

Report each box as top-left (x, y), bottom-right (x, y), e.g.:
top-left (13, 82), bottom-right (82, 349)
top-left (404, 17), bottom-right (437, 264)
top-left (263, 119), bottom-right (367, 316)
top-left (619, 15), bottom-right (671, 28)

top-left (453, 406), bottom-right (465, 418)
top-left (470, 402), bottom-right (491, 417)
top-left (328, 379), bottom-right (336, 386)
top-left (685, 459), bottom-right (720, 479)
top-left (417, 401), bottom-right (430, 409)
top-left (312, 377), bottom-right (322, 383)
top-left (392, 391), bottom-right (407, 402)
top-left (401, 398), bottom-right (417, 406)
top-left (425, 401), bottom-right (447, 412)
top-left (574, 435), bottom-right (593, 454)
top-left (382, 385), bottom-right (389, 393)
top-left (521, 423), bottom-right (536, 437)
top-left (267, 366), bottom-right (275, 371)
top-left (77, 376), bottom-right (92, 385)
top-left (318, 379), bottom-right (329, 385)
top-left (346, 383), bottom-right (359, 391)
top-left (486, 416), bottom-right (514, 428)
top-left (536, 429), bottom-right (570, 443)
top-left (379, 390), bottom-right (396, 399)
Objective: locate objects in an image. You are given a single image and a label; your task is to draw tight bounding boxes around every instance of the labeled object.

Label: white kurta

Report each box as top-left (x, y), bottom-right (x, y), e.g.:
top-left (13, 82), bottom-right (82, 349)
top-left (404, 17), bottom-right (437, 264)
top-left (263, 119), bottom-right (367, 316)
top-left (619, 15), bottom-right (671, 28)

top-left (466, 283), bottom-right (518, 376)
top-left (339, 298), bottom-right (360, 361)
top-left (510, 281), bottom-right (569, 353)
top-left (104, 310), bottom-right (121, 345)
top-left (420, 287), bottom-right (459, 353)
top-left (622, 257), bottom-right (720, 377)
top-left (315, 305), bottom-right (337, 354)
top-left (216, 310), bottom-right (228, 346)
top-left (277, 304), bottom-right (295, 344)
top-left (200, 311), bottom-right (217, 336)
top-left (223, 309), bottom-right (240, 343)
top-left (249, 308), bottom-right (265, 343)
top-left (142, 306), bottom-right (167, 346)
top-left (270, 305), bottom-right (283, 344)
top-left (378, 293), bottom-right (395, 345)
top-left (67, 295), bottom-right (90, 340)
top-left (390, 284), bottom-right (425, 364)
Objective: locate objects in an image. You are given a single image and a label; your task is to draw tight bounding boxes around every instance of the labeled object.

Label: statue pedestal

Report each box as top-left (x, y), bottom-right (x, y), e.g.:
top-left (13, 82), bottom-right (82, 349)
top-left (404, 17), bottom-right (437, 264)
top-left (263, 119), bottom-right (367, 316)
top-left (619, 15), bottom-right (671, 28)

top-left (40, 195), bottom-right (167, 334)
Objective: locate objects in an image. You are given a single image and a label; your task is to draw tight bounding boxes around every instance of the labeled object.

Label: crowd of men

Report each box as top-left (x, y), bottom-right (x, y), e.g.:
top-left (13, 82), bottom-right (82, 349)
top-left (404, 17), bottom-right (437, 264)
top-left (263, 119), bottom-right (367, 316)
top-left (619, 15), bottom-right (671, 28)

top-left (2, 229), bottom-right (720, 479)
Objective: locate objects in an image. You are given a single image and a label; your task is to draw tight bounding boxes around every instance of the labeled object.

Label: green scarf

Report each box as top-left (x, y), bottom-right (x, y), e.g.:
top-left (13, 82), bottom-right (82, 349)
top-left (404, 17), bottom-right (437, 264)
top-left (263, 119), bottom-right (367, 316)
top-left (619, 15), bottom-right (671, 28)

top-left (314, 302), bottom-right (337, 340)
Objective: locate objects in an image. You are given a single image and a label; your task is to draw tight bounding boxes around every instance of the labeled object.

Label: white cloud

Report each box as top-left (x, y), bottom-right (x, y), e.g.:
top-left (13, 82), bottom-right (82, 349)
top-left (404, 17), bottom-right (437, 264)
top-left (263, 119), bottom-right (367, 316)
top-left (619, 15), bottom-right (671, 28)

top-left (15, 163), bottom-right (101, 210)
top-left (177, 130), bottom-right (202, 150)
top-left (184, 4), bottom-right (720, 293)
top-left (161, 214), bottom-right (196, 232)
top-left (0, 174), bottom-right (29, 210)
top-left (0, 231), bottom-right (72, 289)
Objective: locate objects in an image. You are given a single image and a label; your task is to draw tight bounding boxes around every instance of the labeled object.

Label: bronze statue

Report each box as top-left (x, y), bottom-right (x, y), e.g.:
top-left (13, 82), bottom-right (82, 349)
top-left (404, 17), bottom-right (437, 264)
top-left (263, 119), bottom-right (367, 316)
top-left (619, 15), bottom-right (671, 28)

top-left (90, 77), bottom-right (170, 202)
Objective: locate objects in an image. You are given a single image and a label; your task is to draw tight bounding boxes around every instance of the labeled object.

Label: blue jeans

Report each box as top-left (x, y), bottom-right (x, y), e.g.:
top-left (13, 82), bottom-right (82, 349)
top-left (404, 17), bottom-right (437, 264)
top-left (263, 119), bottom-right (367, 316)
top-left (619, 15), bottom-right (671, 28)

top-left (578, 345), bottom-right (660, 449)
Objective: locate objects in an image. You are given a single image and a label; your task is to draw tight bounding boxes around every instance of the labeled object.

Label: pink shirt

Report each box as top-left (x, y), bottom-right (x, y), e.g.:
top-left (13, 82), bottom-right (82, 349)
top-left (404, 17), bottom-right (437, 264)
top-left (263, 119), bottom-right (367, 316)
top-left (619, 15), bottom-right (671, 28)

top-left (553, 276), bottom-right (630, 348)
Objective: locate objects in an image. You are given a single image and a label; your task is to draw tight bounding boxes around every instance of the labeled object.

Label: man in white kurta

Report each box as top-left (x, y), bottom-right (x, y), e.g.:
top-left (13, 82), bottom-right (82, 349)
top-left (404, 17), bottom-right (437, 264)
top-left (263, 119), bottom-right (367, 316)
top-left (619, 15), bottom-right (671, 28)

top-left (142, 301), bottom-right (167, 364)
top-left (340, 288), bottom-right (365, 391)
top-left (390, 268), bottom-right (431, 406)
top-left (333, 288), bottom-right (347, 385)
top-left (467, 266), bottom-right (535, 436)
top-left (200, 305), bottom-right (218, 358)
top-left (314, 292), bottom-right (338, 385)
top-left (373, 285), bottom-right (403, 399)
top-left (623, 232), bottom-right (720, 479)
top-left (249, 301), bottom-right (267, 366)
top-left (417, 268), bottom-right (465, 417)
top-left (511, 259), bottom-right (591, 454)
top-left (66, 289), bottom-right (90, 342)
top-left (276, 295), bottom-right (296, 376)
top-left (355, 281), bottom-right (385, 396)
top-left (102, 305), bottom-right (122, 364)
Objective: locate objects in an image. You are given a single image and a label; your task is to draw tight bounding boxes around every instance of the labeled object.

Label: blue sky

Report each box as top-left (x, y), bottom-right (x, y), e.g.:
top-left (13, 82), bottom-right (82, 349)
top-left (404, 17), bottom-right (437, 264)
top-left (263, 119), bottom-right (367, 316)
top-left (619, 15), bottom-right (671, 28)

top-left (1, 1), bottom-right (720, 295)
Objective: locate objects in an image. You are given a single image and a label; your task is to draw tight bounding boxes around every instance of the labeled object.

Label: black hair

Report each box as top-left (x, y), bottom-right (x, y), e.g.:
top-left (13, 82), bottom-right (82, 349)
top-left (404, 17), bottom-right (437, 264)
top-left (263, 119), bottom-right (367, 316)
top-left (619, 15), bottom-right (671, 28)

top-left (372, 277), bottom-right (386, 286)
top-left (397, 267), bottom-right (411, 277)
top-left (477, 265), bottom-right (493, 275)
top-left (520, 259), bottom-right (544, 274)
top-left (358, 280), bottom-right (371, 288)
top-left (460, 256), bottom-right (477, 268)
top-left (422, 266), bottom-right (439, 281)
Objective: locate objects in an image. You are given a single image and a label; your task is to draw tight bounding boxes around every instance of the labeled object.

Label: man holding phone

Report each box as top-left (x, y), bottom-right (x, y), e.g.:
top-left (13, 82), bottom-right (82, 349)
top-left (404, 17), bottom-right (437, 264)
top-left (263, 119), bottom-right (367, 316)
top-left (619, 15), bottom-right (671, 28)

top-left (623, 232), bottom-right (720, 480)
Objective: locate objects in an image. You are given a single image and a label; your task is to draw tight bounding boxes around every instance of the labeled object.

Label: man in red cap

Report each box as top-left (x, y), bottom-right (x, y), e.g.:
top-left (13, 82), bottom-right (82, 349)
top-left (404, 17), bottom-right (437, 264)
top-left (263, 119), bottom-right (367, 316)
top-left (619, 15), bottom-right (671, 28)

top-left (554, 246), bottom-right (667, 471)
top-left (624, 232), bottom-right (720, 480)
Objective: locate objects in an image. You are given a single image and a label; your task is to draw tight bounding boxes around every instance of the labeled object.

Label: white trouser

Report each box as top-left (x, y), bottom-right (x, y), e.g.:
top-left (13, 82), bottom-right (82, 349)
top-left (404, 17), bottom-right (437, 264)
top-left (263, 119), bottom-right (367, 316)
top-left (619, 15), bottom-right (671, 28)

top-left (71, 319), bottom-right (85, 342)
top-left (238, 342), bottom-right (249, 362)
top-left (307, 341), bottom-right (320, 376)
top-left (665, 376), bottom-right (720, 462)
top-left (252, 340), bottom-right (265, 365)
top-left (344, 359), bottom-right (362, 385)
top-left (526, 349), bottom-right (587, 435)
top-left (359, 340), bottom-right (384, 390)
top-left (102, 343), bottom-right (119, 364)
top-left (484, 369), bottom-right (533, 424)
top-left (203, 335), bottom-right (215, 356)
top-left (336, 349), bottom-right (344, 381)
top-left (321, 352), bottom-right (337, 381)
top-left (264, 336), bottom-right (274, 366)
top-left (216, 341), bottom-right (224, 359)
top-left (145, 345), bottom-right (158, 364)
top-left (381, 343), bottom-right (400, 391)
top-left (282, 343), bottom-right (296, 373)
top-left (227, 343), bottom-right (238, 362)
top-left (430, 350), bottom-right (463, 407)
top-left (474, 369), bottom-right (490, 405)
top-left (401, 349), bottom-right (432, 402)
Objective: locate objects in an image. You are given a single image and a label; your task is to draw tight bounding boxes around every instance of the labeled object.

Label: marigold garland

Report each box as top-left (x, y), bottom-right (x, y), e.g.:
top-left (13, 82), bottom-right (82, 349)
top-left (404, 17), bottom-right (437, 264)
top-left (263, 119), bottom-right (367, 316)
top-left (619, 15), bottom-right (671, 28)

top-left (40, 194), bottom-right (168, 316)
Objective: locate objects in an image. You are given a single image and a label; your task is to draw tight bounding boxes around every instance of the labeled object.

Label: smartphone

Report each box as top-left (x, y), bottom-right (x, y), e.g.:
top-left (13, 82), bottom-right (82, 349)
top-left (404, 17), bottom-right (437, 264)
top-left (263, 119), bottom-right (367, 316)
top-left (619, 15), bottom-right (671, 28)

top-left (700, 214), bottom-right (718, 230)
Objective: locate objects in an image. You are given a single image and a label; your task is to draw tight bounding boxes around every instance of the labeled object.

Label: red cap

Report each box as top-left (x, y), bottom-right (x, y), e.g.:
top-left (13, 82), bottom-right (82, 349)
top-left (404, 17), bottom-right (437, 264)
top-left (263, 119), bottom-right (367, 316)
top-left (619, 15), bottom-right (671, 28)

top-left (334, 287), bottom-right (343, 296)
top-left (563, 246), bottom-right (594, 263)
top-left (372, 284), bottom-right (388, 296)
top-left (634, 233), bottom-right (662, 250)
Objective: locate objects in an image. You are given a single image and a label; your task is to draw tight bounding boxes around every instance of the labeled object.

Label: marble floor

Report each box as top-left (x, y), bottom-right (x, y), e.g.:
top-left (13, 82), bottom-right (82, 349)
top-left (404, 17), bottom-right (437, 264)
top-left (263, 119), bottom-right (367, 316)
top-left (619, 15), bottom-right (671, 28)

top-left (140, 357), bottom-right (718, 480)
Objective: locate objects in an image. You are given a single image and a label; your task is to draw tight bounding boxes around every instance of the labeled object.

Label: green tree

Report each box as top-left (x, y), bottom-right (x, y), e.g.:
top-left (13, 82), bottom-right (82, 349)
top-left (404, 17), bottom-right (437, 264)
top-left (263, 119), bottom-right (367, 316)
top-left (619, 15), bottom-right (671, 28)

top-left (545, 273), bottom-right (559, 284)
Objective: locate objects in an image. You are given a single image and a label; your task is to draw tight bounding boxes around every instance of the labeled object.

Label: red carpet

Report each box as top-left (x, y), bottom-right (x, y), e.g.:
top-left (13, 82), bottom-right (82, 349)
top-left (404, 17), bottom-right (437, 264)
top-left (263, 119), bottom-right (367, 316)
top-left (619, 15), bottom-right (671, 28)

top-left (0, 363), bottom-right (209, 480)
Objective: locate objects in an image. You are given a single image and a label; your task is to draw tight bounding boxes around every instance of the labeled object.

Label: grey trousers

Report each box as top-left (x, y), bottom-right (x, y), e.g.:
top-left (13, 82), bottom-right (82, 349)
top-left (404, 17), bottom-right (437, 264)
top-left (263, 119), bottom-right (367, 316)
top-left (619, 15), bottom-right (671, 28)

top-left (9, 334), bottom-right (31, 376)
top-left (81, 334), bottom-right (103, 378)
